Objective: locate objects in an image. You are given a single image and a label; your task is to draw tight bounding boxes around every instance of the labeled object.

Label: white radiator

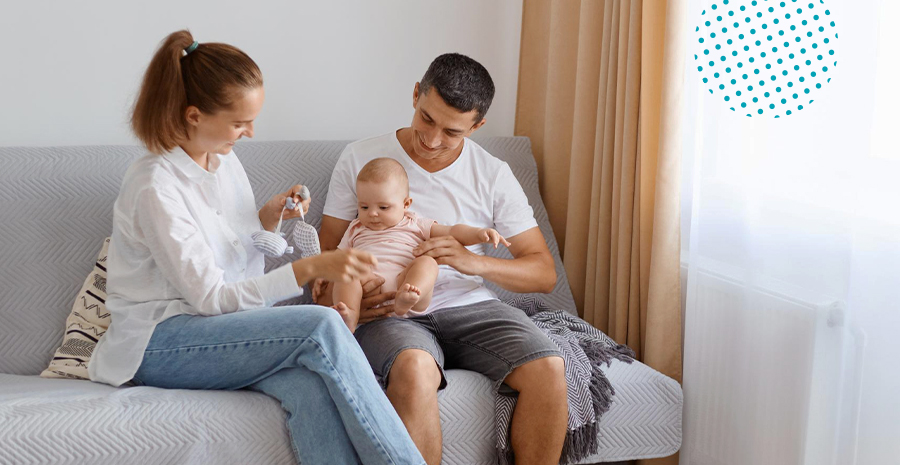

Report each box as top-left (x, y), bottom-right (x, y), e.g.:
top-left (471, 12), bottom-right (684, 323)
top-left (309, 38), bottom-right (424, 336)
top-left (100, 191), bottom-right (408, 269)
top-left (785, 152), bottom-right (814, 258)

top-left (681, 261), bottom-right (863, 465)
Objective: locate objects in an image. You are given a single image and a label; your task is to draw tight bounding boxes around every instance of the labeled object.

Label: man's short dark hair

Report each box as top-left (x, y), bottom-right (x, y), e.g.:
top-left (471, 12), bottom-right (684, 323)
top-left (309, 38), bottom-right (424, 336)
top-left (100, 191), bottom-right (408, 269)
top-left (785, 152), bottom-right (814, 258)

top-left (419, 53), bottom-right (495, 124)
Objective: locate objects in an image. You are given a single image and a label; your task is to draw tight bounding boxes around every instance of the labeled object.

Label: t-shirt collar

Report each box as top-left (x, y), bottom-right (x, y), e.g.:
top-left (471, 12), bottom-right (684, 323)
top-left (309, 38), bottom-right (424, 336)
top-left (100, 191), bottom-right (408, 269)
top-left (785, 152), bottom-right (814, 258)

top-left (392, 129), bottom-right (468, 176)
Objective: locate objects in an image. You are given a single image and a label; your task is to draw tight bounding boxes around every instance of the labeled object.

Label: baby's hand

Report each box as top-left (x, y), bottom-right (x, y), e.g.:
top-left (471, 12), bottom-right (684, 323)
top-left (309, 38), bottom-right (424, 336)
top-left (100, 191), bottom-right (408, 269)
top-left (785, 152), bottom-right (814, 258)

top-left (480, 228), bottom-right (512, 249)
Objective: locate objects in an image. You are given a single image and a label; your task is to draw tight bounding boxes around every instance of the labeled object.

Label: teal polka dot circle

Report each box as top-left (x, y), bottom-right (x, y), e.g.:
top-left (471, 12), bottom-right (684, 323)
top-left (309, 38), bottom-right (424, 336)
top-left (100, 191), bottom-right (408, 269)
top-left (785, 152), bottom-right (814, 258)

top-left (693, 0), bottom-right (838, 117)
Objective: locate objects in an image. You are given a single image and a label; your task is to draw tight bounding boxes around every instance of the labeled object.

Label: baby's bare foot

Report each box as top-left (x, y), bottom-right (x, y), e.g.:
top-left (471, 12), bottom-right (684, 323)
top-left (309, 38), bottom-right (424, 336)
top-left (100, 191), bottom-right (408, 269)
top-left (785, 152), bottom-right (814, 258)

top-left (394, 283), bottom-right (421, 315)
top-left (334, 302), bottom-right (358, 333)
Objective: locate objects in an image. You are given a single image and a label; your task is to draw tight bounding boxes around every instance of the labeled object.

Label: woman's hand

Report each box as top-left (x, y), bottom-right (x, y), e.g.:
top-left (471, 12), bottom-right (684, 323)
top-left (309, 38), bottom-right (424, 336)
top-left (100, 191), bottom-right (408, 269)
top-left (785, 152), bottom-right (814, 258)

top-left (259, 185), bottom-right (312, 231)
top-left (292, 249), bottom-right (377, 288)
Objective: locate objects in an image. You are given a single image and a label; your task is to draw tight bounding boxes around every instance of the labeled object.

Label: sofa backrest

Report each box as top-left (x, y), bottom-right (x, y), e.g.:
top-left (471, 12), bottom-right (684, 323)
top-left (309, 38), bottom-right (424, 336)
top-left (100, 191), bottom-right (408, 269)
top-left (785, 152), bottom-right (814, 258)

top-left (0, 137), bottom-right (576, 375)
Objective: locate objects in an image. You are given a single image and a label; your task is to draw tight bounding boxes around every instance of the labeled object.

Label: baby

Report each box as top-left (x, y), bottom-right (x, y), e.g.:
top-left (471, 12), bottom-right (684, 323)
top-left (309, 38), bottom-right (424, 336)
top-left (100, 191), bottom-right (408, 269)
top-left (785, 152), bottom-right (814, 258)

top-left (333, 157), bottom-right (510, 332)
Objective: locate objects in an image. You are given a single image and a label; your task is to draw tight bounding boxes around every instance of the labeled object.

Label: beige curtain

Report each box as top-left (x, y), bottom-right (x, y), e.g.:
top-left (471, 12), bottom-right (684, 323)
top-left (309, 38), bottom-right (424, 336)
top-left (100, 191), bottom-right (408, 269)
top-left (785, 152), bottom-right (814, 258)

top-left (516, 2), bottom-right (685, 461)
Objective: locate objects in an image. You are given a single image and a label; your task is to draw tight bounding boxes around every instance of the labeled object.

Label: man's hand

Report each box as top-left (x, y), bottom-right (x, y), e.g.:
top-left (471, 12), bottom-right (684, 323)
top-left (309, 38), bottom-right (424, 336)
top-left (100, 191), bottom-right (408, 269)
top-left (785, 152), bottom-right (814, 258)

top-left (358, 293), bottom-right (396, 324)
top-left (413, 236), bottom-right (485, 276)
top-left (314, 274), bottom-right (396, 324)
top-left (311, 278), bottom-right (331, 305)
top-left (356, 274), bottom-right (394, 323)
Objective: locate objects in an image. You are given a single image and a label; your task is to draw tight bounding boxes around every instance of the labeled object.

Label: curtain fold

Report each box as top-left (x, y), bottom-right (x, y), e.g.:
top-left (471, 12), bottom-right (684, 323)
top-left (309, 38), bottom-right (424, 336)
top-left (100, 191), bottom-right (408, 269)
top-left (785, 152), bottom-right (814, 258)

top-left (515, 0), bottom-right (685, 422)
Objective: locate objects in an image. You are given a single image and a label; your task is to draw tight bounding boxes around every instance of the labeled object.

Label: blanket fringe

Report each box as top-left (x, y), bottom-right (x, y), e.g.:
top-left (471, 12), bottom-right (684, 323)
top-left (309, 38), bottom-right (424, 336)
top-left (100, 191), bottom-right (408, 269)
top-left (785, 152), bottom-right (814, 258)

top-left (561, 421), bottom-right (601, 464)
top-left (497, 340), bottom-right (636, 464)
top-left (496, 300), bottom-right (638, 464)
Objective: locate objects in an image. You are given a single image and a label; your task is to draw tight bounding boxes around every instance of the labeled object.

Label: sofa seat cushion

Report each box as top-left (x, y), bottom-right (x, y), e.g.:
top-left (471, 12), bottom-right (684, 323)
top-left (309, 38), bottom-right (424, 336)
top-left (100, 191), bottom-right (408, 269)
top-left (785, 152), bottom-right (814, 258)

top-left (0, 373), bottom-right (294, 464)
top-left (1, 361), bottom-right (680, 465)
top-left (436, 362), bottom-right (683, 465)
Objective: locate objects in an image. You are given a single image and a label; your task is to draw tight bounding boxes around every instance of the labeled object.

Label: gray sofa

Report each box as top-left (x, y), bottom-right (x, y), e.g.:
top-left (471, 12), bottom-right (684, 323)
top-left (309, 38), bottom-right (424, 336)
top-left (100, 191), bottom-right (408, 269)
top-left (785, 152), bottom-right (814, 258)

top-left (0, 137), bottom-right (681, 464)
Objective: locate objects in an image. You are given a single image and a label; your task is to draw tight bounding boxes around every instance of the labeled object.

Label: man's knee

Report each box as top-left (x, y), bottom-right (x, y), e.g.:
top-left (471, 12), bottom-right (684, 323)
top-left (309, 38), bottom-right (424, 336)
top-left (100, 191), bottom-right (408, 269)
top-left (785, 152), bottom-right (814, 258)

top-left (386, 349), bottom-right (442, 399)
top-left (506, 356), bottom-right (566, 393)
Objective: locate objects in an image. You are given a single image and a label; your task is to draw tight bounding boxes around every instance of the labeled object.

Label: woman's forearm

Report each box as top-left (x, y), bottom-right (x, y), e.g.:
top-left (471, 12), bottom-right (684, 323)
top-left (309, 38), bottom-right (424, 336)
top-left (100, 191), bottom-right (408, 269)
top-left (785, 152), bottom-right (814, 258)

top-left (259, 207), bottom-right (278, 232)
top-left (291, 257), bottom-right (317, 288)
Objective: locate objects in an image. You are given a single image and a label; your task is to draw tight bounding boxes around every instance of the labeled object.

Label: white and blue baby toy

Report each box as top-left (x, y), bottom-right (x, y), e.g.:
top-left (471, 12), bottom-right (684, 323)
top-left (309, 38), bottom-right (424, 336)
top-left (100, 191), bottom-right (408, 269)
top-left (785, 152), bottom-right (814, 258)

top-left (251, 185), bottom-right (321, 258)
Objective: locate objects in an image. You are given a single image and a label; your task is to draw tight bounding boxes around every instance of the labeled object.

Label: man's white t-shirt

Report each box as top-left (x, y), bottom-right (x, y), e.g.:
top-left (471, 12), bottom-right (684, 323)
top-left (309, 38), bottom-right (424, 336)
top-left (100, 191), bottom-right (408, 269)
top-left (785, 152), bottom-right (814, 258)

top-left (323, 131), bottom-right (538, 312)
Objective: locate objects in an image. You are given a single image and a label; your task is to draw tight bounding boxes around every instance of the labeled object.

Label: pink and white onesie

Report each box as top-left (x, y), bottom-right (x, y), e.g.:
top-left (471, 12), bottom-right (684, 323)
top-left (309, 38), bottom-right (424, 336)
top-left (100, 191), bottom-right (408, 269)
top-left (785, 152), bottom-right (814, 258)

top-left (337, 212), bottom-right (435, 294)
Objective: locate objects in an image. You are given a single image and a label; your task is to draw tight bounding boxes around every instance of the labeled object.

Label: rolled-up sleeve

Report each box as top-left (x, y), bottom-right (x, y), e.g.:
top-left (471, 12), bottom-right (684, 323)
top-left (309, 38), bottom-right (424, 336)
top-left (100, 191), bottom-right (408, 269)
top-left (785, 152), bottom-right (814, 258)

top-left (492, 164), bottom-right (538, 238)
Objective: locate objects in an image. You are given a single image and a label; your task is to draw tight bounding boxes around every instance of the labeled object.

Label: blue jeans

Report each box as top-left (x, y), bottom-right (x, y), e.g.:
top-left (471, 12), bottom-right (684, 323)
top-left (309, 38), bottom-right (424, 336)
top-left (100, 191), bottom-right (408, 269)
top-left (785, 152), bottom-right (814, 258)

top-left (131, 305), bottom-right (425, 465)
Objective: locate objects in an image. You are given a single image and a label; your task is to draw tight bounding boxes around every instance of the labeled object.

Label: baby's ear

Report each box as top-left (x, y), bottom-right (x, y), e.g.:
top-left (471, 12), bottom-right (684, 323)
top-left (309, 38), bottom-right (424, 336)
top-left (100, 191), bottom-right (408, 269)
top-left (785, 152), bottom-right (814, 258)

top-left (404, 197), bottom-right (413, 209)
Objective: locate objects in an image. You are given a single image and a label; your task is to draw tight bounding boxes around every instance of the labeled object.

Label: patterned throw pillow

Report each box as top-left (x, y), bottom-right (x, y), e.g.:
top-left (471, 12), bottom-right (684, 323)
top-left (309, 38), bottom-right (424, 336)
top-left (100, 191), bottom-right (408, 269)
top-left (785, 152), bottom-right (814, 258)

top-left (40, 238), bottom-right (111, 380)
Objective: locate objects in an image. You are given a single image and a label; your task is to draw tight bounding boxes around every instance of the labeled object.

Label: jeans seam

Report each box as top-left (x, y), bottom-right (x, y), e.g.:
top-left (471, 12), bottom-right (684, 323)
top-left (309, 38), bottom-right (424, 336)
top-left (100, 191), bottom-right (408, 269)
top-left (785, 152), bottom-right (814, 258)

top-left (142, 337), bottom-right (305, 355)
top-left (443, 338), bottom-right (514, 365)
top-left (304, 336), bottom-right (398, 465)
top-left (425, 314), bottom-right (444, 340)
top-left (508, 349), bottom-right (562, 368)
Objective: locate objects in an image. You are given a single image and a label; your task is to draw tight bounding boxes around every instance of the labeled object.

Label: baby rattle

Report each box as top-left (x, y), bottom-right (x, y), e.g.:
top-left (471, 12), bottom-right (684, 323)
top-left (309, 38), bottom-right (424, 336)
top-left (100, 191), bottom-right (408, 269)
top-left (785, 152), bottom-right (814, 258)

top-left (250, 204), bottom-right (294, 258)
top-left (290, 186), bottom-right (321, 258)
top-left (251, 185), bottom-right (321, 258)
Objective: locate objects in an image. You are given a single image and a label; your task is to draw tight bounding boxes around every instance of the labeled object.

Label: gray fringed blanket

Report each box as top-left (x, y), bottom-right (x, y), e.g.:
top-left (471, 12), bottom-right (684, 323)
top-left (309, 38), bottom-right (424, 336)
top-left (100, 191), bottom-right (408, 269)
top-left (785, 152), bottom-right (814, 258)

top-left (498, 297), bottom-right (635, 465)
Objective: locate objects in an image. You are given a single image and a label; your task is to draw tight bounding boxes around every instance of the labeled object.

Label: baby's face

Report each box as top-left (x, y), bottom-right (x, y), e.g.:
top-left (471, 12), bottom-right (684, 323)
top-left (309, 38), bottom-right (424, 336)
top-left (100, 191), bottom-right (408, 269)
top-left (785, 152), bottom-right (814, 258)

top-left (356, 179), bottom-right (412, 231)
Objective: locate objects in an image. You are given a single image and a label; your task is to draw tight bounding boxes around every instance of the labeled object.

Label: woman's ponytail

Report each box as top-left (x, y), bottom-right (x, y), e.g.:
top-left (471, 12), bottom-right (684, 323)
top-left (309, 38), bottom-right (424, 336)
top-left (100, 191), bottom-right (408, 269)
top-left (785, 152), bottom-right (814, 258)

top-left (130, 30), bottom-right (262, 154)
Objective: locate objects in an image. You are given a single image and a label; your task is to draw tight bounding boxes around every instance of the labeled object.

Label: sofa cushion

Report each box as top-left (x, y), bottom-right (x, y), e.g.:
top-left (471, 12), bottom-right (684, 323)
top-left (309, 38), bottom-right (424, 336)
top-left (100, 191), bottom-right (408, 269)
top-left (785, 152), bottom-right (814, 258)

top-left (40, 238), bottom-right (111, 380)
top-left (0, 361), bottom-right (681, 465)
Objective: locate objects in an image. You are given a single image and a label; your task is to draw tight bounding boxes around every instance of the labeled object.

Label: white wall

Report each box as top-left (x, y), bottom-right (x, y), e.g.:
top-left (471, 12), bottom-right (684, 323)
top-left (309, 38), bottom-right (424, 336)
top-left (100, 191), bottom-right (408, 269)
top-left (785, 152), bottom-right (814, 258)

top-left (0, 0), bottom-right (523, 147)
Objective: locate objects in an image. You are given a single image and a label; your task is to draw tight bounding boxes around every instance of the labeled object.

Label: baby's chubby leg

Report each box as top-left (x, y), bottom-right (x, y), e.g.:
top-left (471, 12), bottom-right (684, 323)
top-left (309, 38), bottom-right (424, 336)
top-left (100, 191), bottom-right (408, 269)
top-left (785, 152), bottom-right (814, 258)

top-left (331, 278), bottom-right (364, 332)
top-left (394, 256), bottom-right (439, 316)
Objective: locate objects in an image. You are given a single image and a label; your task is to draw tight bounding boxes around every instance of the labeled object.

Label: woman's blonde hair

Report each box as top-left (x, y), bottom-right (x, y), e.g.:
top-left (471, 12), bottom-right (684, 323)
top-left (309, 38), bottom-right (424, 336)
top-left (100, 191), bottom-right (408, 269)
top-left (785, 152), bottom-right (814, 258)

top-left (131, 30), bottom-right (263, 154)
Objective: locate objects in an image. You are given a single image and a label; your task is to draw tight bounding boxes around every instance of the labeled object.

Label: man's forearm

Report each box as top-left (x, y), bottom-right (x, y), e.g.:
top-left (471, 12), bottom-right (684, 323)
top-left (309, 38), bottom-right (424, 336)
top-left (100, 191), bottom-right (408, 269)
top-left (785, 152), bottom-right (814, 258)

top-left (320, 215), bottom-right (351, 251)
top-left (476, 252), bottom-right (556, 294)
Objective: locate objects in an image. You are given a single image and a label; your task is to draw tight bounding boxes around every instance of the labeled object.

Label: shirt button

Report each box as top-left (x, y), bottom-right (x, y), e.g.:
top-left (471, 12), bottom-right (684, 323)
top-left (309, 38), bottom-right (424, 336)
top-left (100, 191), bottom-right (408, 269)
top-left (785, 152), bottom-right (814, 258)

top-left (232, 240), bottom-right (240, 247)
top-left (216, 210), bottom-right (222, 215)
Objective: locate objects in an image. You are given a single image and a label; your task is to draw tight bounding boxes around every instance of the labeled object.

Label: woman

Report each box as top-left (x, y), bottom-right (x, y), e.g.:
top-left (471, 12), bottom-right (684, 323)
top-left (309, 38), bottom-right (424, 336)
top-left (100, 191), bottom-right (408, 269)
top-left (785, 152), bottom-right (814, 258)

top-left (87, 30), bottom-right (425, 465)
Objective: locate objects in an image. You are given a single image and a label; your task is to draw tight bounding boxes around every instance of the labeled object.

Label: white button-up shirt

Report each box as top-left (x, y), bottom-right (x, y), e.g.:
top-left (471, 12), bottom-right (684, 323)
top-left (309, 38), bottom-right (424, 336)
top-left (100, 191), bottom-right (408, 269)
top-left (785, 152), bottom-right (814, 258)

top-left (89, 148), bottom-right (302, 387)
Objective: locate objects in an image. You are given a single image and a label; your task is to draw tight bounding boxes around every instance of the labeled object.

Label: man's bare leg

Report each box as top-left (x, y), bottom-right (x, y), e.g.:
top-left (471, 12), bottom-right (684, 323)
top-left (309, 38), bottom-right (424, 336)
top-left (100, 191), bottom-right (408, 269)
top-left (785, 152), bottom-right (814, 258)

top-left (503, 356), bottom-right (568, 465)
top-left (385, 349), bottom-right (443, 465)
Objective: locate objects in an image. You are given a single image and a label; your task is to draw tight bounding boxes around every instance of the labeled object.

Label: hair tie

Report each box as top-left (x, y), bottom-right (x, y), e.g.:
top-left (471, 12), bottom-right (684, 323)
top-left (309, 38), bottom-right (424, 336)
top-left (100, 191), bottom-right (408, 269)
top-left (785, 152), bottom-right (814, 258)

top-left (184, 41), bottom-right (199, 56)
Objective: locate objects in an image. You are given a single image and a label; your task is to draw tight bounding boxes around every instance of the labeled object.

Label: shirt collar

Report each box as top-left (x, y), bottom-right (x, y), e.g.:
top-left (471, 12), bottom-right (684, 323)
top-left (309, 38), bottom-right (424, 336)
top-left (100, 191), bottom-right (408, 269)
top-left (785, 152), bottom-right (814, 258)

top-left (163, 147), bottom-right (224, 182)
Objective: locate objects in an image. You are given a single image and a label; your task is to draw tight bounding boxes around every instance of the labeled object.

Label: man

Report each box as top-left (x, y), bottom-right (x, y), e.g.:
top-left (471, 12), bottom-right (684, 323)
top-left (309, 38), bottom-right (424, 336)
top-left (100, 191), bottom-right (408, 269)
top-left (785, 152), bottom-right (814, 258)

top-left (317, 53), bottom-right (567, 465)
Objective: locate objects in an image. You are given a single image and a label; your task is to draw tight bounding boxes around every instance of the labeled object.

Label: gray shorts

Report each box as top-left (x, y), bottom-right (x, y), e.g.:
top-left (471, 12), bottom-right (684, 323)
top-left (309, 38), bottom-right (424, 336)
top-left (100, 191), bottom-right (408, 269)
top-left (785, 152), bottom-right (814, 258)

top-left (354, 299), bottom-right (561, 394)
